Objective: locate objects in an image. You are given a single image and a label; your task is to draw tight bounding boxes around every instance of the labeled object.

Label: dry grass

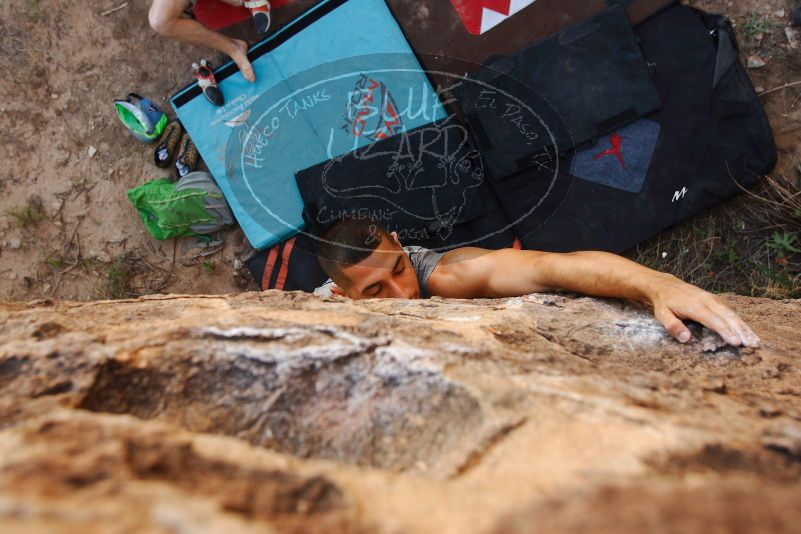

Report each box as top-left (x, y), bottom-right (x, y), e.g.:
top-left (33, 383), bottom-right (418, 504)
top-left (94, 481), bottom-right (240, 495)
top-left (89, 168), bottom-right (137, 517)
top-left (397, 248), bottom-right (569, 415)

top-left (629, 170), bottom-right (801, 299)
top-left (100, 247), bottom-right (177, 299)
top-left (6, 196), bottom-right (47, 230)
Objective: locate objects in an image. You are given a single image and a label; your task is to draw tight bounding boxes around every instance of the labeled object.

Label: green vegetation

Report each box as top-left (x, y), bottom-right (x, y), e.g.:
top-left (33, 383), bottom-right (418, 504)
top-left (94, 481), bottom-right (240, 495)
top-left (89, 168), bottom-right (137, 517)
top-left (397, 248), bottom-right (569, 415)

top-left (105, 254), bottom-right (135, 300)
top-left (767, 232), bottom-right (801, 255)
top-left (740, 14), bottom-right (774, 40)
top-left (46, 255), bottom-right (66, 270)
top-left (201, 260), bottom-right (216, 274)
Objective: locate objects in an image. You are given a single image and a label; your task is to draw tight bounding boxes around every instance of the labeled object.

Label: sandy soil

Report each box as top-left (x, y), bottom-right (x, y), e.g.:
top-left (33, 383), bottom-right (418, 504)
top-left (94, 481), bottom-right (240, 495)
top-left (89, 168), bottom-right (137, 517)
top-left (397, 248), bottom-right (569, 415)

top-left (0, 0), bottom-right (253, 301)
top-left (0, 0), bottom-right (799, 301)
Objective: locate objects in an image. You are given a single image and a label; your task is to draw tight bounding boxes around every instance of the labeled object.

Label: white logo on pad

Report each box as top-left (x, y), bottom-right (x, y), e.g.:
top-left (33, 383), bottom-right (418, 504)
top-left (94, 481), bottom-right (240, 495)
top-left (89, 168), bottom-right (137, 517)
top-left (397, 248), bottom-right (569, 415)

top-left (672, 187), bottom-right (688, 203)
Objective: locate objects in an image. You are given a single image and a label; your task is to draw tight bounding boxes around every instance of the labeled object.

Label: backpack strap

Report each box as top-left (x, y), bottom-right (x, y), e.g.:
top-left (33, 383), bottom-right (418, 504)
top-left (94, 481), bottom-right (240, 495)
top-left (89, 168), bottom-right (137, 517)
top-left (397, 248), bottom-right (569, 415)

top-left (711, 16), bottom-right (738, 90)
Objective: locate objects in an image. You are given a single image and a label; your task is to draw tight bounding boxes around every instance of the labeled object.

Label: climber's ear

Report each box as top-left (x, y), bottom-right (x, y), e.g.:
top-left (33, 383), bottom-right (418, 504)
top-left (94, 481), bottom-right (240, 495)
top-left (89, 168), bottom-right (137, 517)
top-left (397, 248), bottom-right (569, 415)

top-left (390, 231), bottom-right (402, 248)
top-left (331, 285), bottom-right (347, 297)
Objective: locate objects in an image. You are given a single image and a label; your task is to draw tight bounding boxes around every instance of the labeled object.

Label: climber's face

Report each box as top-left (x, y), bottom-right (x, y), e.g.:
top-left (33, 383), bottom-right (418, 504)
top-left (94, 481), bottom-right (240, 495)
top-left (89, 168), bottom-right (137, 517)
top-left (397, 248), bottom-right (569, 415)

top-left (333, 233), bottom-right (420, 300)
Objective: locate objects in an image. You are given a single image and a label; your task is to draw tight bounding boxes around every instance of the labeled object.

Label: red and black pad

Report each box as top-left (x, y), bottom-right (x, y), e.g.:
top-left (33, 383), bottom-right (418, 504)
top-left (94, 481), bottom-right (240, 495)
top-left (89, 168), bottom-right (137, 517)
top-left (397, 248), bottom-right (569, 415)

top-left (385, 0), bottom-right (676, 78)
top-left (246, 228), bottom-right (522, 292)
top-left (247, 233), bottom-right (329, 292)
top-left (247, 190), bottom-right (519, 292)
top-left (453, 5), bottom-right (662, 179)
top-left (505, 6), bottom-right (777, 253)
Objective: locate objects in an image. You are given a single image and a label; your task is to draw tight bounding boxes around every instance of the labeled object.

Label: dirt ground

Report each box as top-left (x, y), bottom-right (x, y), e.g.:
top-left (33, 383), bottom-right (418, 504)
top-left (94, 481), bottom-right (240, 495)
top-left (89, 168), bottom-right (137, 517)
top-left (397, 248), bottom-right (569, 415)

top-left (0, 0), bottom-right (799, 301)
top-left (0, 0), bottom-right (253, 301)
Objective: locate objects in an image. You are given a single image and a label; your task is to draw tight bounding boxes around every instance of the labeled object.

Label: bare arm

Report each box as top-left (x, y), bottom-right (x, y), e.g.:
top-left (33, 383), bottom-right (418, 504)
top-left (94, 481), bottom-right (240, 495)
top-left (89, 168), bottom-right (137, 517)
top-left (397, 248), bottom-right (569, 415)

top-left (429, 248), bottom-right (759, 347)
top-left (149, 0), bottom-right (256, 82)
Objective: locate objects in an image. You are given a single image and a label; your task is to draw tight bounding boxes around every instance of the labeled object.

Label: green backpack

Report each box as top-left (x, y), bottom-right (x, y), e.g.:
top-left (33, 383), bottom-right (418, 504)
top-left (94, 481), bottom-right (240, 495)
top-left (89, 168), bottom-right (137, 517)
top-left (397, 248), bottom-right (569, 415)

top-left (127, 172), bottom-right (234, 240)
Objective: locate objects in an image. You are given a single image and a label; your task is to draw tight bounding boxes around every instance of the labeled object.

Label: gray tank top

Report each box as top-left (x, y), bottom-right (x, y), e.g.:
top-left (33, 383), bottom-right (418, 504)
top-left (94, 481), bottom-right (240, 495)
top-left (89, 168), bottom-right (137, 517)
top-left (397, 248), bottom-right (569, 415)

top-left (314, 246), bottom-right (444, 298)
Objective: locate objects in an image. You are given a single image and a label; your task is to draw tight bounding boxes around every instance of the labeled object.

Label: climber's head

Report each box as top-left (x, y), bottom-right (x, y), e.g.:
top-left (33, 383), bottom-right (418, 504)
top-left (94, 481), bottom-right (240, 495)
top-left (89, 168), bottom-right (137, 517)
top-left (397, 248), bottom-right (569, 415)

top-left (317, 217), bottom-right (420, 300)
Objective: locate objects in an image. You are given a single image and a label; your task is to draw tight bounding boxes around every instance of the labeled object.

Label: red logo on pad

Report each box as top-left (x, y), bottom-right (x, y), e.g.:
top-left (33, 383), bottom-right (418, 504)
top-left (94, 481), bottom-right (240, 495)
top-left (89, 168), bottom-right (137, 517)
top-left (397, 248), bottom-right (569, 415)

top-left (593, 132), bottom-right (627, 170)
top-left (449, 0), bottom-right (536, 35)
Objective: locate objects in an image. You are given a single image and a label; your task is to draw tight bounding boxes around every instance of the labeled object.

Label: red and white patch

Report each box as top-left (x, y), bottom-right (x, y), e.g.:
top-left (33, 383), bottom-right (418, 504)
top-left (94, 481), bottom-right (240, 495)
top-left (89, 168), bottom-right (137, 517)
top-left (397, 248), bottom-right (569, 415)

top-left (448, 0), bottom-right (537, 36)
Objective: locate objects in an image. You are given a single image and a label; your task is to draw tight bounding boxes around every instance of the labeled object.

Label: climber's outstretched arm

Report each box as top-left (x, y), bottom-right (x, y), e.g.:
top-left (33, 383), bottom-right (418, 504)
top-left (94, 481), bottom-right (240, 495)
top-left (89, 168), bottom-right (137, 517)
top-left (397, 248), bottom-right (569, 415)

top-left (428, 248), bottom-right (760, 348)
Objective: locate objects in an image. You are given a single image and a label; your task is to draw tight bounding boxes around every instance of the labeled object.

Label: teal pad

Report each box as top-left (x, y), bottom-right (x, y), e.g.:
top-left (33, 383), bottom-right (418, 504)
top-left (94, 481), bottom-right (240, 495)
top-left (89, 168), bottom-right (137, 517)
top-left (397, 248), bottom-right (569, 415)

top-left (171, 0), bottom-right (445, 249)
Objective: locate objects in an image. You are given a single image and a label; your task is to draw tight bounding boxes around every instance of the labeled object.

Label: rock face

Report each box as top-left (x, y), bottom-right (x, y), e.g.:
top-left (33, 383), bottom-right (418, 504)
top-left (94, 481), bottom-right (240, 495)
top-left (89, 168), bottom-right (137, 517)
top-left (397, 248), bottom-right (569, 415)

top-left (0, 291), bottom-right (800, 533)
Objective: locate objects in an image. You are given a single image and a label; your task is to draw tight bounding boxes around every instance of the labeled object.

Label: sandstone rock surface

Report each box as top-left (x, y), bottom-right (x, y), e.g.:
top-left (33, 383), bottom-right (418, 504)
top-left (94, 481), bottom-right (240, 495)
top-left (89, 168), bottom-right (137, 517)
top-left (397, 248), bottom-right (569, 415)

top-left (0, 291), bottom-right (800, 533)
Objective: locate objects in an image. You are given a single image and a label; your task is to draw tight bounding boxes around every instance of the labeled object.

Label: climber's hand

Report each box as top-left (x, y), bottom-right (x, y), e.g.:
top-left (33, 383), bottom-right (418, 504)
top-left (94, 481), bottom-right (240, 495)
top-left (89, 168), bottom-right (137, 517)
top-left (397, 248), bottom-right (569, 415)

top-left (647, 275), bottom-right (760, 347)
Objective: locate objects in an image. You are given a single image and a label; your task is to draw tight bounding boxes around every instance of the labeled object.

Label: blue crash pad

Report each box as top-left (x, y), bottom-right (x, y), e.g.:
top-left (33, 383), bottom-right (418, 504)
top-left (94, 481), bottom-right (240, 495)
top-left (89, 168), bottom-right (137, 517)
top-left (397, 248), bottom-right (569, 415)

top-left (171, 0), bottom-right (446, 249)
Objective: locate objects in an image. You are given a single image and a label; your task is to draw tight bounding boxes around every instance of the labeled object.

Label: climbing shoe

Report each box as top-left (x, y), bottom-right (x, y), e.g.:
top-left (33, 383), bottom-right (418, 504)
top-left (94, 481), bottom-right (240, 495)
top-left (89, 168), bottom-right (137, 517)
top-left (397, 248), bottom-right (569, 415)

top-left (245, 0), bottom-right (271, 34)
top-left (153, 121), bottom-right (182, 168)
top-left (174, 133), bottom-right (200, 180)
top-left (193, 59), bottom-right (224, 106)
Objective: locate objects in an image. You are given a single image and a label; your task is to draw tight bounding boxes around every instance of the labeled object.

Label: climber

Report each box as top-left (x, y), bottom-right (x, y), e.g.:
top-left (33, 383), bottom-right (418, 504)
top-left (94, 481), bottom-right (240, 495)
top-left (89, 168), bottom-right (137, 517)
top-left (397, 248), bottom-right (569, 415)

top-left (149, 0), bottom-right (259, 82)
top-left (314, 217), bottom-right (760, 348)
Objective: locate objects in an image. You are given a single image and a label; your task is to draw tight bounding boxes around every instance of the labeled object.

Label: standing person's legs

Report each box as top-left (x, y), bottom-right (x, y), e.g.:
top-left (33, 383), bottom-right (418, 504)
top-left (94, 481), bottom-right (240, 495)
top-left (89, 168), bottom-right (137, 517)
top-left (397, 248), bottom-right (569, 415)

top-left (149, 0), bottom-right (256, 82)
